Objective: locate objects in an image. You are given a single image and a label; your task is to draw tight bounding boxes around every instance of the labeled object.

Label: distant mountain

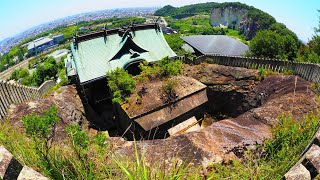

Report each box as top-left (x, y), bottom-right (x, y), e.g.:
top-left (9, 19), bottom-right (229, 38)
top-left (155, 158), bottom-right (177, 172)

top-left (154, 2), bottom-right (278, 40)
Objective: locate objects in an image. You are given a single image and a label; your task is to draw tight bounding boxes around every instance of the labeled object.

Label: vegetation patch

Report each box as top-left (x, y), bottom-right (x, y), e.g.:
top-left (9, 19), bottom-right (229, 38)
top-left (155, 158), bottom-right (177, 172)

top-left (107, 57), bottom-right (182, 104)
top-left (107, 67), bottom-right (136, 104)
top-left (161, 78), bottom-right (178, 103)
top-left (0, 106), bottom-right (318, 179)
top-left (137, 57), bottom-right (182, 81)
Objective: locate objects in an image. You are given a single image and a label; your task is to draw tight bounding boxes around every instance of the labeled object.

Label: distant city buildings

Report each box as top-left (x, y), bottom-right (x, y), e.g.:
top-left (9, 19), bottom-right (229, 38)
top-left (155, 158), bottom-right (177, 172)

top-left (0, 8), bottom-right (157, 55)
top-left (27, 34), bottom-right (64, 54)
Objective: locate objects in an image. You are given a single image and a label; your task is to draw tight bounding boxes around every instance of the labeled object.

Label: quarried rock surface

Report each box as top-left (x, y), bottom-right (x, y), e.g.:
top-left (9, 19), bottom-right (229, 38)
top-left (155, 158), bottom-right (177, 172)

top-left (113, 64), bottom-right (319, 167)
top-left (183, 63), bottom-right (260, 118)
top-left (7, 85), bottom-right (87, 140)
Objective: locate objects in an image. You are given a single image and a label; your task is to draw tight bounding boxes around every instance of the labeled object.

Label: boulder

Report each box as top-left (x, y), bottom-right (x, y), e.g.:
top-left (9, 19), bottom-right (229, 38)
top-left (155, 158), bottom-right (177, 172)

top-left (17, 166), bottom-right (48, 180)
top-left (285, 164), bottom-right (311, 180)
top-left (306, 144), bottom-right (320, 173)
top-left (0, 146), bottom-right (24, 180)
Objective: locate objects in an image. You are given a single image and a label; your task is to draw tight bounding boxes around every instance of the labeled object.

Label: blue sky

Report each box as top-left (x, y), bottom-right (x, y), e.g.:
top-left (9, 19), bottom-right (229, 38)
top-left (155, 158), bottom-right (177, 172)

top-left (0, 0), bottom-right (319, 42)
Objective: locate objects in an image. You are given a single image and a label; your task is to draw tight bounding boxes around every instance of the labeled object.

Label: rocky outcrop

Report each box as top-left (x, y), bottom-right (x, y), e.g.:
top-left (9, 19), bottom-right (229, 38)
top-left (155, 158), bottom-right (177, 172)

top-left (112, 65), bottom-right (319, 167)
top-left (210, 6), bottom-right (275, 40)
top-left (183, 64), bottom-right (260, 118)
top-left (210, 6), bottom-right (248, 29)
top-left (7, 85), bottom-right (87, 140)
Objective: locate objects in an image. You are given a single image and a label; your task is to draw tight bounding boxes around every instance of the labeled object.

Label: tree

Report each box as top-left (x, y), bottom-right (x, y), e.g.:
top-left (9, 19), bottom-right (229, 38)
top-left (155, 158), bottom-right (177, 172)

top-left (249, 30), bottom-right (285, 59)
top-left (283, 35), bottom-right (298, 60)
top-left (295, 11), bottom-right (320, 63)
top-left (164, 33), bottom-right (184, 53)
top-left (10, 68), bottom-right (29, 80)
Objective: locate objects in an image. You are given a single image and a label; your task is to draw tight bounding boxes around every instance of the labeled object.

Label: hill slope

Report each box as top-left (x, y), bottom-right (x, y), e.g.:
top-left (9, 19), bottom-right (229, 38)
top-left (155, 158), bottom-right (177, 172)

top-left (154, 2), bottom-right (277, 40)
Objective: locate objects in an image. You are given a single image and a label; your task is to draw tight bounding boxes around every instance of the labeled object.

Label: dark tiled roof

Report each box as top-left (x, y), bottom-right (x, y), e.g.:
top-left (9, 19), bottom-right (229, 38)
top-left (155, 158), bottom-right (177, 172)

top-left (181, 35), bottom-right (249, 56)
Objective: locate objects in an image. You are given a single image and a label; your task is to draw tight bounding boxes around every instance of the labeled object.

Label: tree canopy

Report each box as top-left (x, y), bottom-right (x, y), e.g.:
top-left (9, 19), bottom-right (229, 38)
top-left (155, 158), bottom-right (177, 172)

top-left (295, 11), bottom-right (320, 63)
top-left (249, 22), bottom-right (301, 60)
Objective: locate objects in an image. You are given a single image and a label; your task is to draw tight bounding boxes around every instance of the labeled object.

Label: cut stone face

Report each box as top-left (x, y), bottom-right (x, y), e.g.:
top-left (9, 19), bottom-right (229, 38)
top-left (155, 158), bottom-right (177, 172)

top-left (285, 164), bottom-right (311, 180)
top-left (306, 144), bottom-right (320, 173)
top-left (17, 166), bottom-right (48, 180)
top-left (0, 146), bottom-right (13, 179)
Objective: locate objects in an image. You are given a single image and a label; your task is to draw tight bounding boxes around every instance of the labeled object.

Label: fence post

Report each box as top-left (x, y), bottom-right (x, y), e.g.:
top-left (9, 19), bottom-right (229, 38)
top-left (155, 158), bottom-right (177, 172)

top-left (0, 81), bottom-right (10, 110)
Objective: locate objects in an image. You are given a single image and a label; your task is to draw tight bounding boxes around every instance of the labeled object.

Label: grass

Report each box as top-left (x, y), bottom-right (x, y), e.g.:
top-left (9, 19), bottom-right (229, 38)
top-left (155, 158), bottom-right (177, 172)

top-left (0, 106), bottom-right (318, 179)
top-left (254, 66), bottom-right (294, 80)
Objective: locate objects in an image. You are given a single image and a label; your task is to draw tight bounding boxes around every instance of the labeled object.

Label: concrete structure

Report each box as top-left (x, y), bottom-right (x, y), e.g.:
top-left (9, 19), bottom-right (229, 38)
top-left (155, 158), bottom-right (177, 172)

top-left (48, 49), bottom-right (70, 62)
top-left (168, 116), bottom-right (201, 136)
top-left (117, 76), bottom-right (208, 140)
top-left (28, 34), bottom-right (64, 54)
top-left (181, 35), bottom-right (249, 56)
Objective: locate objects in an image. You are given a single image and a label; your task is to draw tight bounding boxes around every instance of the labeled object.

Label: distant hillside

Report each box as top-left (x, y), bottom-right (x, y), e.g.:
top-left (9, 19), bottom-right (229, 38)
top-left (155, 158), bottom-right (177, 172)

top-left (154, 2), bottom-right (277, 40)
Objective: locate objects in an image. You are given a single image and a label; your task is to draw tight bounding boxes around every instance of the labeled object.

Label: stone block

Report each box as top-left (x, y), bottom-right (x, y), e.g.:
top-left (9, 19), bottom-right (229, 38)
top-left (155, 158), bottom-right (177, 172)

top-left (168, 116), bottom-right (201, 136)
top-left (306, 144), bottom-right (320, 173)
top-left (17, 166), bottom-right (48, 180)
top-left (284, 164), bottom-right (311, 180)
top-left (0, 146), bottom-right (23, 179)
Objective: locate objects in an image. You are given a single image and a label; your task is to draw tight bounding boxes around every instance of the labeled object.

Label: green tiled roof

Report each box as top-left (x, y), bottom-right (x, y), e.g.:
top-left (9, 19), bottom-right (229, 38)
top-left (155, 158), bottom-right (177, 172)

top-left (69, 27), bottom-right (176, 84)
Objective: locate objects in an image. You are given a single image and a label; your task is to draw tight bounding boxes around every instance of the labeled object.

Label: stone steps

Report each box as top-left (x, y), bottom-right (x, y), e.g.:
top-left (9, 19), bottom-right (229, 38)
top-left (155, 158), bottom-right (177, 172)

top-left (0, 146), bottom-right (47, 180)
top-left (284, 130), bottom-right (320, 180)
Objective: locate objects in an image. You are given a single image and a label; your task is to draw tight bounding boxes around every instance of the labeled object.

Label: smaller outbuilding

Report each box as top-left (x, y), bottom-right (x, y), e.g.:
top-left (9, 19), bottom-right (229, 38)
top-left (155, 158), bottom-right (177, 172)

top-left (47, 49), bottom-right (70, 62)
top-left (116, 76), bottom-right (208, 140)
top-left (28, 34), bottom-right (64, 55)
top-left (181, 35), bottom-right (249, 56)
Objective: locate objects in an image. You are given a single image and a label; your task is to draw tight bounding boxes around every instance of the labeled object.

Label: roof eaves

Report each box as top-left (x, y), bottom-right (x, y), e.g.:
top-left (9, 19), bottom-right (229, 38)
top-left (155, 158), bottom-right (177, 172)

top-left (181, 36), bottom-right (207, 55)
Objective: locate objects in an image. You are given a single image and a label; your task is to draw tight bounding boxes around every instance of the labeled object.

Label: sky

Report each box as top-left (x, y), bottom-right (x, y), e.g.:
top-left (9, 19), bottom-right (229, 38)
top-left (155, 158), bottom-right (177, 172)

top-left (0, 0), bottom-right (319, 42)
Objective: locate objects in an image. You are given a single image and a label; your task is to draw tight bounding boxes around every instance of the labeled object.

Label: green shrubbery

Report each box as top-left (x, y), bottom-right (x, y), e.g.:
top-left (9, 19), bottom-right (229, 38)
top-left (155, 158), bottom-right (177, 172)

top-left (249, 29), bottom-right (299, 60)
top-left (107, 57), bottom-right (182, 104)
top-left (10, 68), bottom-right (30, 80)
top-left (19, 56), bottom-right (66, 87)
top-left (20, 106), bottom-right (61, 177)
top-left (137, 57), bottom-right (182, 81)
top-left (107, 67), bottom-right (136, 104)
top-left (16, 106), bottom-right (109, 179)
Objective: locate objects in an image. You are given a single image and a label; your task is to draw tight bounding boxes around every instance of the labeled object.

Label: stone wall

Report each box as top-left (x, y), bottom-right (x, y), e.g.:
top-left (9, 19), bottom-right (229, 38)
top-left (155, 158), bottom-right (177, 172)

top-left (0, 146), bottom-right (47, 179)
top-left (182, 55), bottom-right (320, 84)
top-left (0, 80), bottom-right (55, 120)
